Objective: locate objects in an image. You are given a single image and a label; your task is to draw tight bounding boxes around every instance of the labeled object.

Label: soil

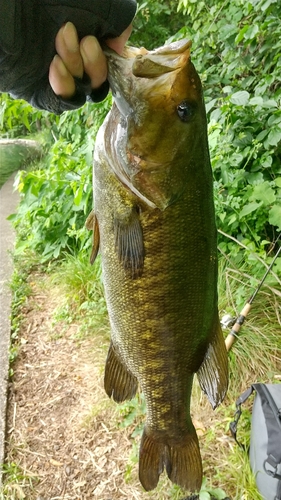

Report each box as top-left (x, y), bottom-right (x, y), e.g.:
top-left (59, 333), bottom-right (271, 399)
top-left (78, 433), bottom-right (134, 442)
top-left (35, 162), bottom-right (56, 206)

top-left (4, 272), bottom-right (145, 499)
top-left (3, 270), bottom-right (231, 500)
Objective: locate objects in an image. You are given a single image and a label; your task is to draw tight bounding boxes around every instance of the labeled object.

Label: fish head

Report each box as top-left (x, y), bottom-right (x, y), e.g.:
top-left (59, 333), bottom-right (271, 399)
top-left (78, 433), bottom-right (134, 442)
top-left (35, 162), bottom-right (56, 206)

top-left (105, 40), bottom-right (209, 210)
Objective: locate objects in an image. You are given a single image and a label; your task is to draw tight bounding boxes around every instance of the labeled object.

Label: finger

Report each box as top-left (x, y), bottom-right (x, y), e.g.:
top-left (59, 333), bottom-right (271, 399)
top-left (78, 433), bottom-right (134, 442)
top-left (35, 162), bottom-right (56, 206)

top-left (49, 55), bottom-right (76, 98)
top-left (55, 22), bottom-right (84, 78)
top-left (80, 36), bottom-right (107, 89)
top-left (106, 23), bottom-right (133, 55)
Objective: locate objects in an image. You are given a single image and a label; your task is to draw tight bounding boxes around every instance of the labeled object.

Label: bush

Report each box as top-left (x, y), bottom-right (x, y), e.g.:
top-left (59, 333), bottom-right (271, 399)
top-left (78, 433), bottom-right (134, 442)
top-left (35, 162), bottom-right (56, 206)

top-left (175, 0), bottom-right (281, 260)
top-left (9, 98), bottom-right (111, 261)
top-left (3, 0), bottom-right (281, 266)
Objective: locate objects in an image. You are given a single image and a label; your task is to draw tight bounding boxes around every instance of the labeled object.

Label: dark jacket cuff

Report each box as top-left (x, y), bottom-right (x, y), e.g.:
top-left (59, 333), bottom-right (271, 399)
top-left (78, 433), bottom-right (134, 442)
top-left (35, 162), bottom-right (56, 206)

top-left (107, 0), bottom-right (137, 37)
top-left (29, 74), bottom-right (110, 114)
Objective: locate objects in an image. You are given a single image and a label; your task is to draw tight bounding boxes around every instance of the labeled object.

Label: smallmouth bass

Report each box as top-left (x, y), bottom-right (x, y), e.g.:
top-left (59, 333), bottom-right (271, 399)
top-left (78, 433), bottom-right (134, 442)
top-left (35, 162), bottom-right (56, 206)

top-left (87, 39), bottom-right (228, 493)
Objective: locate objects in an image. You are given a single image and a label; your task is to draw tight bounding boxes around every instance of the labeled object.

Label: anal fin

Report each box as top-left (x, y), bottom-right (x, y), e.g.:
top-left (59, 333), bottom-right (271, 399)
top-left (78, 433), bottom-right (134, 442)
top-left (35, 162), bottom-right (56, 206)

top-left (104, 342), bottom-right (138, 403)
top-left (139, 425), bottom-right (202, 492)
top-left (114, 206), bottom-right (144, 279)
top-left (197, 316), bottom-right (228, 409)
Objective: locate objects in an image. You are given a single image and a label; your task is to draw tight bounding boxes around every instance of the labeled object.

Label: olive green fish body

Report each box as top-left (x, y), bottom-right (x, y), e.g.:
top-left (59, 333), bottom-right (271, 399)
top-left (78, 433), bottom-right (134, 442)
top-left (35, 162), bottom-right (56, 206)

top-left (91, 40), bottom-right (228, 492)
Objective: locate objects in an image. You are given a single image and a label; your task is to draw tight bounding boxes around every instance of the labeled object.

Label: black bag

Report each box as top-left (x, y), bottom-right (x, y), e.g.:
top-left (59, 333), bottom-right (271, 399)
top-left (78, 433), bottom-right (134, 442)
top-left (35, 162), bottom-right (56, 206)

top-left (230, 383), bottom-right (281, 500)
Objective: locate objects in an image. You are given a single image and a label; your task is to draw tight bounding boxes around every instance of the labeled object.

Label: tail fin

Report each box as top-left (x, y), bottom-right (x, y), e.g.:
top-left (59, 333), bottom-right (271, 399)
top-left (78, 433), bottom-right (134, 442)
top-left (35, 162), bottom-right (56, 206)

top-left (197, 316), bottom-right (228, 409)
top-left (139, 425), bottom-right (202, 492)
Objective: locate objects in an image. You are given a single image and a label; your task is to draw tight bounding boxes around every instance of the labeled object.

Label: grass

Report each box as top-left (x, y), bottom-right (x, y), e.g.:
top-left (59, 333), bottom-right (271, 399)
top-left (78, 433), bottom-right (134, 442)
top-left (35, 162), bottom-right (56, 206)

top-left (3, 247), bottom-right (281, 499)
top-left (8, 258), bottom-right (34, 375)
top-left (218, 255), bottom-right (281, 389)
top-left (51, 252), bottom-right (105, 307)
top-left (51, 252), bottom-right (109, 340)
top-left (0, 462), bottom-right (39, 500)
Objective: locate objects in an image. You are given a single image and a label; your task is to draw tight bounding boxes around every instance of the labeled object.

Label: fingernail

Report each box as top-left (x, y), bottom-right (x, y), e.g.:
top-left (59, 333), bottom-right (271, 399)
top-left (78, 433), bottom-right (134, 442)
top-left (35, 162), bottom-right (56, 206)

top-left (53, 55), bottom-right (68, 76)
top-left (81, 37), bottom-right (99, 64)
top-left (63, 22), bottom-right (79, 52)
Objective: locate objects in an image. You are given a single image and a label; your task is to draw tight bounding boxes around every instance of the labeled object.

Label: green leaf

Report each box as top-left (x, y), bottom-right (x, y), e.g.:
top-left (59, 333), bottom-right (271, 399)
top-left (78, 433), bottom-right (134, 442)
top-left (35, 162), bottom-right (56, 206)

top-left (22, 113), bottom-right (31, 131)
top-left (267, 128), bottom-right (281, 146)
top-left (246, 172), bottom-right (264, 184)
top-left (209, 487), bottom-right (229, 500)
top-left (222, 85), bottom-right (233, 94)
top-left (199, 492), bottom-right (211, 500)
top-left (250, 182), bottom-right (276, 205)
top-left (275, 178), bottom-right (281, 188)
top-left (260, 155), bottom-right (272, 168)
top-left (261, 0), bottom-right (277, 11)
top-left (268, 205), bottom-right (281, 230)
top-left (205, 98), bottom-right (217, 114)
top-left (6, 213), bottom-right (17, 221)
top-left (230, 91), bottom-right (250, 106)
top-left (262, 99), bottom-right (278, 108)
top-left (249, 96), bottom-right (263, 106)
top-left (267, 114), bottom-right (281, 126)
top-left (74, 184), bottom-right (83, 206)
top-left (228, 214), bottom-right (238, 225)
top-left (235, 25), bottom-right (249, 44)
top-left (243, 24), bottom-right (259, 40)
top-left (239, 202), bottom-right (262, 218)
top-left (256, 130), bottom-right (268, 142)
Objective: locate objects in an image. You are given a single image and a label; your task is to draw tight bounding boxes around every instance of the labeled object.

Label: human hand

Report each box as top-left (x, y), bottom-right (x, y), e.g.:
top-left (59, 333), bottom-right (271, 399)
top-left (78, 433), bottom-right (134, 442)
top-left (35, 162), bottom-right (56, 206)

top-left (49, 22), bottom-right (132, 99)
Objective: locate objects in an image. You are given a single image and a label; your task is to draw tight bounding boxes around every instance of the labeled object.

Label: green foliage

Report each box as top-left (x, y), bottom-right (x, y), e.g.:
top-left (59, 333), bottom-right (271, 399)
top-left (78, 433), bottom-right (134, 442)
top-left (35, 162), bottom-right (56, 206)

top-left (8, 259), bottom-right (34, 376)
top-left (130, 0), bottom-right (184, 48)
top-left (199, 478), bottom-right (229, 500)
top-left (3, 0), bottom-right (280, 265)
top-left (0, 140), bottom-right (43, 187)
top-left (52, 252), bottom-right (105, 306)
top-left (118, 393), bottom-right (146, 438)
top-left (0, 92), bottom-right (56, 137)
top-left (1, 461), bottom-right (38, 499)
top-left (8, 98), bottom-right (111, 261)
top-left (50, 253), bottom-right (109, 339)
top-left (175, 0), bottom-right (281, 259)
top-left (9, 146), bottom-right (91, 260)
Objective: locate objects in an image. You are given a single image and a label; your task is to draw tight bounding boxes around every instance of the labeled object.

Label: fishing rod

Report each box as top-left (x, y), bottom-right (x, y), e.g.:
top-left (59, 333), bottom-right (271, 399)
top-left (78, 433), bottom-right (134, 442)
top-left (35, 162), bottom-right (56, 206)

top-left (225, 245), bottom-right (281, 352)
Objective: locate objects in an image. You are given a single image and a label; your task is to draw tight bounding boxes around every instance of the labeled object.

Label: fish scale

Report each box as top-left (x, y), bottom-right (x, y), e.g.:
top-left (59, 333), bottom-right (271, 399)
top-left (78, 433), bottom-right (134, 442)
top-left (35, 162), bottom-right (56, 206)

top-left (88, 38), bottom-right (228, 493)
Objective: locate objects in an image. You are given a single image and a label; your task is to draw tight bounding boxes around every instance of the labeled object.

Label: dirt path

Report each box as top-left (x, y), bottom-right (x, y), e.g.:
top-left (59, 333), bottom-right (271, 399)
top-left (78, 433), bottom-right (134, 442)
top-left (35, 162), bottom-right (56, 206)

top-left (4, 273), bottom-right (149, 500)
top-left (3, 270), bottom-right (233, 500)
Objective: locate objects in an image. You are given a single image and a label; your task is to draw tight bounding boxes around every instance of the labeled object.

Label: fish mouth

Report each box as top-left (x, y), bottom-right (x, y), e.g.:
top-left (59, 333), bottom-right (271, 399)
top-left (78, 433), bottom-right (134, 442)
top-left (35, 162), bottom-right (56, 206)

top-left (123, 39), bottom-right (192, 59)
top-left (104, 39), bottom-right (192, 59)
top-left (104, 39), bottom-right (192, 115)
top-left (105, 38), bottom-right (192, 81)
top-left (132, 39), bottom-right (192, 78)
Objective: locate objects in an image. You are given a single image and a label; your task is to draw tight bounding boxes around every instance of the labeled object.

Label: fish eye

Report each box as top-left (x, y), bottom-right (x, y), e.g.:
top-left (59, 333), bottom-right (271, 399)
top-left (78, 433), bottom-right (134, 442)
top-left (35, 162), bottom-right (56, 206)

top-left (177, 100), bottom-right (195, 122)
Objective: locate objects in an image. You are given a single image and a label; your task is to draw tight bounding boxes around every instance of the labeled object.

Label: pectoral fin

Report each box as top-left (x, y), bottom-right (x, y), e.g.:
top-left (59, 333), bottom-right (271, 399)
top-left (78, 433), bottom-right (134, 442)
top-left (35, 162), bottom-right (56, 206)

top-left (85, 210), bottom-right (100, 265)
top-left (114, 206), bottom-right (144, 279)
top-left (104, 342), bottom-right (138, 403)
top-left (197, 316), bottom-right (228, 409)
top-left (85, 210), bottom-right (95, 230)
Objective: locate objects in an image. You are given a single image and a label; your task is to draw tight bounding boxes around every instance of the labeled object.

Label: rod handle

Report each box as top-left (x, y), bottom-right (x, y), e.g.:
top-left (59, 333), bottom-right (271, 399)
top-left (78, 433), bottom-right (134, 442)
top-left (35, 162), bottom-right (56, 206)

top-left (225, 303), bottom-right (251, 352)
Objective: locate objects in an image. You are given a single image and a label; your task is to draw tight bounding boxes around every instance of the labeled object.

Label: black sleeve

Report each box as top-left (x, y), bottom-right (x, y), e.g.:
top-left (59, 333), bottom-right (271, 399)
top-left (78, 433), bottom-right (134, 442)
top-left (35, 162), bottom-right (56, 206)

top-left (0, 0), bottom-right (137, 114)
